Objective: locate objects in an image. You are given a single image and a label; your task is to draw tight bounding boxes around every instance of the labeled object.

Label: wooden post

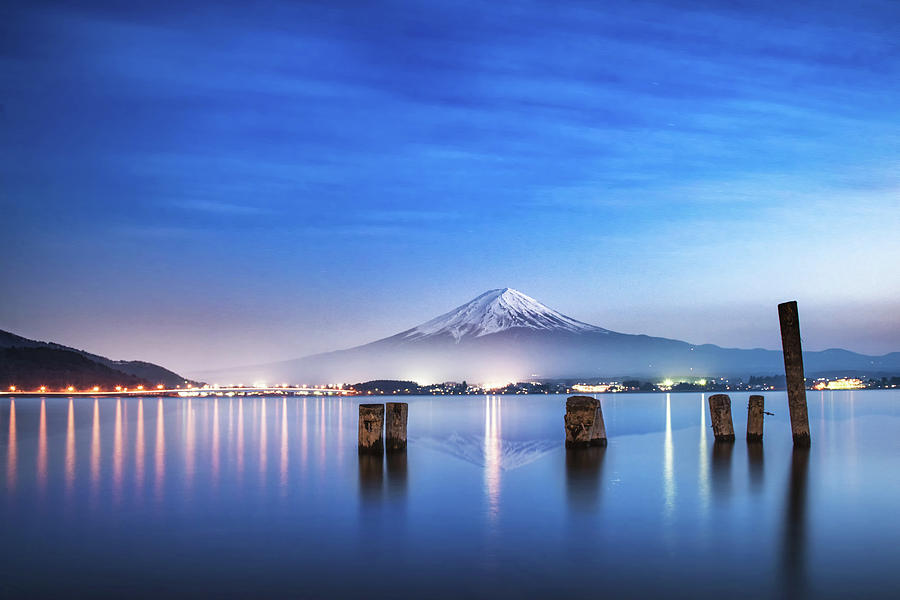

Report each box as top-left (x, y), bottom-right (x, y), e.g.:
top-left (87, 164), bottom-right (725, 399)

top-left (564, 396), bottom-right (607, 448)
top-left (708, 394), bottom-right (735, 442)
top-left (747, 395), bottom-right (764, 442)
top-left (385, 402), bottom-right (408, 452)
top-left (358, 404), bottom-right (384, 454)
top-left (778, 301), bottom-right (811, 446)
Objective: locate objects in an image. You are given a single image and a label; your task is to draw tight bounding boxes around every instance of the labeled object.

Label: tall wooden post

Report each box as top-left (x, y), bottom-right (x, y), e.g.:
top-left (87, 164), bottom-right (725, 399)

top-left (778, 301), bottom-right (811, 446)
top-left (358, 404), bottom-right (385, 454)
top-left (708, 394), bottom-right (735, 442)
top-left (564, 396), bottom-right (607, 448)
top-left (385, 402), bottom-right (408, 452)
top-left (747, 395), bottom-right (764, 442)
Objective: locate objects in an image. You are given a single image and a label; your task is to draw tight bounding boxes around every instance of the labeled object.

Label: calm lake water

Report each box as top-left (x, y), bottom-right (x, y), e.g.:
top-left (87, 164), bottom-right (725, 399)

top-left (1, 391), bottom-right (899, 598)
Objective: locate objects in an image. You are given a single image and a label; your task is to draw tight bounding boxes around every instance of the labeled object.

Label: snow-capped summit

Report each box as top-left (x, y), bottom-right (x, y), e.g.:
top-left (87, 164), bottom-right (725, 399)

top-left (401, 288), bottom-right (609, 342)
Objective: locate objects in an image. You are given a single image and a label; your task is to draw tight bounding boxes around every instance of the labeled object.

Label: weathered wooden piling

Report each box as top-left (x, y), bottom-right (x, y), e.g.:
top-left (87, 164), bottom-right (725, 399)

top-left (778, 301), bottom-right (811, 446)
top-left (385, 402), bottom-right (408, 452)
top-left (358, 404), bottom-right (385, 454)
top-left (747, 395), bottom-right (764, 442)
top-left (564, 396), bottom-right (607, 448)
top-left (708, 394), bottom-right (735, 443)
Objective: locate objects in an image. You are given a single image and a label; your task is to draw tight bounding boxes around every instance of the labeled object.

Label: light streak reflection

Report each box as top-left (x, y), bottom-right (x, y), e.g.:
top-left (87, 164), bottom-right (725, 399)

top-left (136, 399), bottom-right (145, 494)
top-left (301, 398), bottom-right (308, 472)
top-left (155, 399), bottom-right (165, 500)
top-left (663, 393), bottom-right (675, 515)
top-left (280, 398), bottom-right (288, 491)
top-left (319, 398), bottom-right (325, 471)
top-left (212, 398), bottom-right (220, 485)
top-left (37, 399), bottom-right (47, 494)
top-left (259, 398), bottom-right (267, 485)
top-left (7, 400), bottom-right (16, 492)
top-left (185, 399), bottom-right (195, 492)
top-left (237, 398), bottom-right (244, 480)
top-left (91, 399), bottom-right (100, 502)
top-left (113, 399), bottom-right (124, 502)
top-left (484, 395), bottom-right (502, 521)
top-left (65, 399), bottom-right (75, 495)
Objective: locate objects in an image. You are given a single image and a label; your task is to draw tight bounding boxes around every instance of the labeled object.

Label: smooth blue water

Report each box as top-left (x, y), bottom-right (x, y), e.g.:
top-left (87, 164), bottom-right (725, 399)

top-left (1, 391), bottom-right (899, 598)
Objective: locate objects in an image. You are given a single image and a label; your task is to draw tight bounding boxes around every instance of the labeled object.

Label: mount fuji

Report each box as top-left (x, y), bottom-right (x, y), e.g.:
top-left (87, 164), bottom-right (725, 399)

top-left (194, 288), bottom-right (900, 384)
top-left (399, 288), bottom-right (609, 342)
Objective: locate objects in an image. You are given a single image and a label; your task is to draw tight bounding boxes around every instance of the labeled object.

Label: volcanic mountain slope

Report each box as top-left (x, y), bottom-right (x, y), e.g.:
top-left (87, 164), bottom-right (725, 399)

top-left (194, 288), bottom-right (900, 384)
top-left (0, 329), bottom-right (196, 389)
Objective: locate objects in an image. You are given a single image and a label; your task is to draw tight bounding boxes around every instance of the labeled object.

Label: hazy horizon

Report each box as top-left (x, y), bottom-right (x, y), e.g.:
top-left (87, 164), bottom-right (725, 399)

top-left (6, 286), bottom-right (898, 376)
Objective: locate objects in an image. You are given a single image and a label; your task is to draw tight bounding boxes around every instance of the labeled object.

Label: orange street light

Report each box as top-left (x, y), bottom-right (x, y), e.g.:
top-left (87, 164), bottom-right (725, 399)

top-left (8, 386), bottom-right (16, 392)
top-left (93, 386), bottom-right (100, 392)
top-left (137, 385), bottom-right (144, 391)
top-left (156, 384), bottom-right (164, 389)
top-left (67, 386), bottom-right (75, 392)
top-left (39, 386), bottom-right (46, 392)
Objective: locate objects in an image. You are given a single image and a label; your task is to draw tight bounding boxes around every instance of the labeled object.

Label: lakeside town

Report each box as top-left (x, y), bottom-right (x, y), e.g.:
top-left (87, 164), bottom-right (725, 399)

top-left (349, 375), bottom-right (900, 396)
top-left (4, 375), bottom-right (898, 398)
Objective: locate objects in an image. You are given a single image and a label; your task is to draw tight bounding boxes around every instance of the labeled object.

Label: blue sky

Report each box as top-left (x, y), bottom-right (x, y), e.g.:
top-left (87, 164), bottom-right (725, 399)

top-left (2, 0), bottom-right (898, 372)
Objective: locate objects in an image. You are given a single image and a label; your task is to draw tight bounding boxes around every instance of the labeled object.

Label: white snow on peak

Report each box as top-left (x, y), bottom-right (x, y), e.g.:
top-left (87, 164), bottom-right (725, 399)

top-left (403, 288), bottom-right (608, 342)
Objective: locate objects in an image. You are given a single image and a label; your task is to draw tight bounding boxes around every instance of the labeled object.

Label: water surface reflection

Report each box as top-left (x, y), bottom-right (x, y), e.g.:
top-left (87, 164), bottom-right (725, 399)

top-left (782, 446), bottom-right (810, 599)
top-left (386, 451), bottom-right (408, 501)
top-left (565, 447), bottom-right (605, 511)
top-left (358, 454), bottom-right (384, 503)
top-left (747, 442), bottom-right (764, 493)
top-left (0, 392), bottom-right (897, 600)
top-left (710, 441), bottom-right (734, 501)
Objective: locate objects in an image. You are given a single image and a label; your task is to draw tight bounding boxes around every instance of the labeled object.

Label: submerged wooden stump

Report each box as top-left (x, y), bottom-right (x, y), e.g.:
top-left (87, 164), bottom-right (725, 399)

top-left (708, 394), bottom-right (735, 443)
top-left (564, 396), bottom-right (607, 448)
top-left (747, 395), bottom-right (764, 442)
top-left (385, 402), bottom-right (408, 452)
top-left (358, 404), bottom-right (385, 455)
top-left (779, 301), bottom-right (811, 447)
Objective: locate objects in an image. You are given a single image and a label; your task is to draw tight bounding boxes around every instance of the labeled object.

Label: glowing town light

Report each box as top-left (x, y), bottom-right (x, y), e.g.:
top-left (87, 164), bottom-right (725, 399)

top-left (115, 386), bottom-right (122, 391)
top-left (39, 386), bottom-right (46, 392)
top-left (67, 386), bottom-right (75, 392)
top-left (156, 384), bottom-right (164, 389)
top-left (136, 385), bottom-right (144, 391)
top-left (572, 383), bottom-right (610, 393)
top-left (482, 379), bottom-right (513, 391)
top-left (8, 386), bottom-right (16, 392)
top-left (826, 378), bottom-right (864, 390)
top-left (93, 386), bottom-right (100, 392)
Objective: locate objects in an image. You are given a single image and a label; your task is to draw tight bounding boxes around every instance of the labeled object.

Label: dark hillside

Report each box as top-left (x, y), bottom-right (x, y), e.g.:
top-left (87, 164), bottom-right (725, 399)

top-left (0, 347), bottom-right (149, 390)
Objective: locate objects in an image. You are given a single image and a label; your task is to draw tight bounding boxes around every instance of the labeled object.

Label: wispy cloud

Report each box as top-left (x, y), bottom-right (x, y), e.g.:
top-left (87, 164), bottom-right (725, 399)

top-left (175, 200), bottom-right (277, 216)
top-left (358, 209), bottom-right (461, 224)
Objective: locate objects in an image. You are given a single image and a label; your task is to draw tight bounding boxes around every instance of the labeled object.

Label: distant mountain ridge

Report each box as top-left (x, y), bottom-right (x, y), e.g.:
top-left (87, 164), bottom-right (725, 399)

top-left (193, 289), bottom-right (900, 385)
top-left (0, 329), bottom-right (196, 389)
